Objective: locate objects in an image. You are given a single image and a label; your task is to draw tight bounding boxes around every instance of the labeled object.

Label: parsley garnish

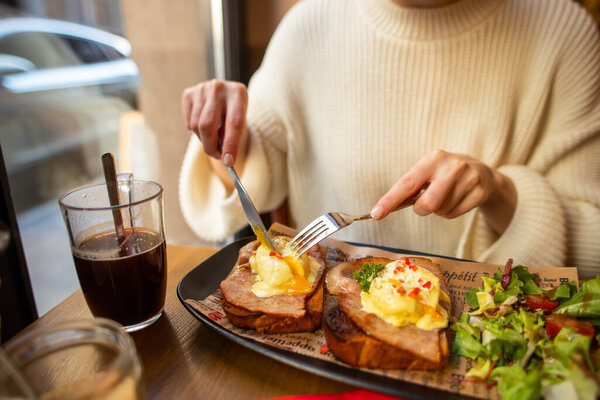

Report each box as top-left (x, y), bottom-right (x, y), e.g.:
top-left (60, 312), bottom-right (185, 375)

top-left (352, 262), bottom-right (385, 292)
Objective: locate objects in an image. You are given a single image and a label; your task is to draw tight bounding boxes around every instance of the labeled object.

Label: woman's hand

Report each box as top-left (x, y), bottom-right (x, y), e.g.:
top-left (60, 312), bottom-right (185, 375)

top-left (370, 150), bottom-right (517, 235)
top-left (181, 79), bottom-right (249, 168)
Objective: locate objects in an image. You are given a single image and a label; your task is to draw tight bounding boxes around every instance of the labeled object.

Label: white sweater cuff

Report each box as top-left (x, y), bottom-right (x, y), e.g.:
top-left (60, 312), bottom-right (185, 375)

top-left (457, 165), bottom-right (567, 266)
top-left (178, 131), bottom-right (271, 243)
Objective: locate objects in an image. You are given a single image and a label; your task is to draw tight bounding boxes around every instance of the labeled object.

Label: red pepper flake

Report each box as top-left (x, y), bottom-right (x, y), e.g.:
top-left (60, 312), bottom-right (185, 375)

top-left (408, 264), bottom-right (417, 272)
top-left (269, 250), bottom-right (277, 257)
top-left (418, 278), bottom-right (423, 283)
top-left (252, 251), bottom-right (257, 256)
top-left (395, 266), bottom-right (405, 273)
top-left (396, 286), bottom-right (405, 294)
top-left (408, 288), bottom-right (420, 298)
top-left (422, 281), bottom-right (432, 289)
top-left (401, 257), bottom-right (409, 263)
top-left (320, 344), bottom-right (330, 354)
top-left (393, 269), bottom-right (399, 274)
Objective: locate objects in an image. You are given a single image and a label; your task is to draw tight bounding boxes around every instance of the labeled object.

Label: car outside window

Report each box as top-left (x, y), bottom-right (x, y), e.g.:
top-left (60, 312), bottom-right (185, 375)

top-left (0, 32), bottom-right (81, 70)
top-left (60, 35), bottom-right (125, 64)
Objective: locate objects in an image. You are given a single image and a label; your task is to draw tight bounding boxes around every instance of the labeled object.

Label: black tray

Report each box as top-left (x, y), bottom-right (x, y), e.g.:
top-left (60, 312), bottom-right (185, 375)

top-left (177, 237), bottom-right (475, 400)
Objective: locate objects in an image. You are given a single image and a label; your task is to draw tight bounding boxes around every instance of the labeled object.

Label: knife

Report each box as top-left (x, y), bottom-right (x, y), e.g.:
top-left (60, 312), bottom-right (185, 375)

top-left (227, 166), bottom-right (276, 251)
top-left (216, 121), bottom-right (276, 251)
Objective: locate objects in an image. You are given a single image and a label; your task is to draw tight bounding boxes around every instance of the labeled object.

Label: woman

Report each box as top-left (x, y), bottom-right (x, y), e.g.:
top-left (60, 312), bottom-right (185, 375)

top-left (180, 0), bottom-right (600, 268)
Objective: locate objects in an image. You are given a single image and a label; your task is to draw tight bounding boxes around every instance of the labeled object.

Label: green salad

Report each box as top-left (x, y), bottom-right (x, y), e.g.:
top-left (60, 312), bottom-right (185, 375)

top-left (452, 259), bottom-right (600, 400)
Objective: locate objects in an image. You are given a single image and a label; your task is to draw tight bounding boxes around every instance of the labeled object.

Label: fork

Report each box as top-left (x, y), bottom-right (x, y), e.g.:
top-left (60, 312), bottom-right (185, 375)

top-left (289, 187), bottom-right (427, 257)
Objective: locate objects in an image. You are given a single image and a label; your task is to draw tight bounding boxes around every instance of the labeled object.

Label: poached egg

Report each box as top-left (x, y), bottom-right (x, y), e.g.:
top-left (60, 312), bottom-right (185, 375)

top-left (249, 236), bottom-right (321, 297)
top-left (360, 258), bottom-right (450, 330)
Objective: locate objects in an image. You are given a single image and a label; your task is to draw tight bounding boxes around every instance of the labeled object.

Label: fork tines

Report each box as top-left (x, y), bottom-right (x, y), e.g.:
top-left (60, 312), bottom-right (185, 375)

top-left (290, 215), bottom-right (334, 256)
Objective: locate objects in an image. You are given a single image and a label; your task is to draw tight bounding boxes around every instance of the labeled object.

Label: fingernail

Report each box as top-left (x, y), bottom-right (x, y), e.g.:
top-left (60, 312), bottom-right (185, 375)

top-left (371, 206), bottom-right (384, 220)
top-left (223, 153), bottom-right (234, 167)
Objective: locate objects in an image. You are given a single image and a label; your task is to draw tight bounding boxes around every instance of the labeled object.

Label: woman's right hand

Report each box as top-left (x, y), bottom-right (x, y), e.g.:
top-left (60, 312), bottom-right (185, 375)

top-left (181, 79), bottom-right (249, 167)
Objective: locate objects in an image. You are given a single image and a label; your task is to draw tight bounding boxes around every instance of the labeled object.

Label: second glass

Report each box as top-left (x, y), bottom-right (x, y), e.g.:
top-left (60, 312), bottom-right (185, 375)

top-left (3, 319), bottom-right (145, 399)
top-left (59, 179), bottom-right (167, 332)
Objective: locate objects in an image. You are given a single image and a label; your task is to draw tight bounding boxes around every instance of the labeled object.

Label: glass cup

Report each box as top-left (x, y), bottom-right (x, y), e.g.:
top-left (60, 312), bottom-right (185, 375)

top-left (0, 346), bottom-right (36, 399)
top-left (2, 318), bottom-right (145, 400)
top-left (59, 179), bottom-right (167, 332)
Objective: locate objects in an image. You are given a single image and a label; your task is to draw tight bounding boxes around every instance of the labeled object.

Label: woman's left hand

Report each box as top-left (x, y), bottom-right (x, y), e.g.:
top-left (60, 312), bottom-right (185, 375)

top-left (370, 150), bottom-right (517, 235)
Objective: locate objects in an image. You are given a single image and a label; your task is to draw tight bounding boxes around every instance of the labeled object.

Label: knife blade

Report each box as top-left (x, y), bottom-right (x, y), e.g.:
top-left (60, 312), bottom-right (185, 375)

top-left (227, 166), bottom-right (276, 251)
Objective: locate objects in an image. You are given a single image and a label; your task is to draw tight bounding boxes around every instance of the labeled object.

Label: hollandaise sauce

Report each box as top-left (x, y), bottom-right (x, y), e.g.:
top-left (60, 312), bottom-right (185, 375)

top-left (360, 258), bottom-right (449, 330)
top-left (249, 236), bottom-right (320, 297)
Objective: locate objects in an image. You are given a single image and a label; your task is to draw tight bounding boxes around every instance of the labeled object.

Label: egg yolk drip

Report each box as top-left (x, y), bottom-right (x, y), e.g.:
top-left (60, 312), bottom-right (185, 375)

top-left (360, 258), bottom-right (450, 330)
top-left (249, 236), bottom-right (320, 297)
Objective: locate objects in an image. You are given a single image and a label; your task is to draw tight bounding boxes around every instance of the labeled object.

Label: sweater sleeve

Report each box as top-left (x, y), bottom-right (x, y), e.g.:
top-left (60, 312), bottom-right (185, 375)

top-left (178, 3), bottom-right (308, 243)
top-left (458, 6), bottom-right (600, 268)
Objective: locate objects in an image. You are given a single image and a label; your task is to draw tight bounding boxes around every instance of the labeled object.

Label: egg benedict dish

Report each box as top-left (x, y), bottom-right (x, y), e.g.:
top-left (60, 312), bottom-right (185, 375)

top-left (248, 236), bottom-right (322, 297)
top-left (324, 257), bottom-right (451, 370)
top-left (219, 236), bottom-right (326, 333)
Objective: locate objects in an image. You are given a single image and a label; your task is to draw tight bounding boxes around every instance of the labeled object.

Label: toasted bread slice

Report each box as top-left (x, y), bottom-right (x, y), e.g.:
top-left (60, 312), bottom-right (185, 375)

top-left (324, 257), bottom-right (450, 370)
top-left (220, 240), bottom-right (326, 333)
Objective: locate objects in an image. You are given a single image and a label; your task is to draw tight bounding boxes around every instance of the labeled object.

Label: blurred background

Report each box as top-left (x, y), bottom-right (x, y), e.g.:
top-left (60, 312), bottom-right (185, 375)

top-left (0, 0), bottom-right (297, 341)
top-left (0, 0), bottom-right (598, 340)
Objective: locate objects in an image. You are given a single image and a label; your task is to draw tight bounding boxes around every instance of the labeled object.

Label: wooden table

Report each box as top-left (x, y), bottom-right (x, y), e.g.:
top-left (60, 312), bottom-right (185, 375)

top-left (15, 245), bottom-right (354, 399)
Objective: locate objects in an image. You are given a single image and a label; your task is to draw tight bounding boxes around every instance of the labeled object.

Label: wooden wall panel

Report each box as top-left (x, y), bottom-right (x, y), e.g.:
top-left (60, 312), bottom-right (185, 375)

top-left (244, 0), bottom-right (297, 78)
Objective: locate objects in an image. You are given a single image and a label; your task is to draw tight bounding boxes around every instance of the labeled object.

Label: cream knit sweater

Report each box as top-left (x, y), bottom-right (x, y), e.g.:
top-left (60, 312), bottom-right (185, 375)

top-left (179, 0), bottom-right (600, 268)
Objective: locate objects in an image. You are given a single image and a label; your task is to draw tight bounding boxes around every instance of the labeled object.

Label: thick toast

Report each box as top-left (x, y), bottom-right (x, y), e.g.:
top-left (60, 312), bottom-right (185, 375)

top-left (324, 257), bottom-right (450, 370)
top-left (220, 240), bottom-right (326, 333)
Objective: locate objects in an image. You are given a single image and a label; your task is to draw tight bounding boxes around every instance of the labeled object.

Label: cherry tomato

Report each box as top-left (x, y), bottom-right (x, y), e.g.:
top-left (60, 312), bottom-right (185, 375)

top-left (545, 314), bottom-right (595, 339)
top-left (523, 294), bottom-right (558, 312)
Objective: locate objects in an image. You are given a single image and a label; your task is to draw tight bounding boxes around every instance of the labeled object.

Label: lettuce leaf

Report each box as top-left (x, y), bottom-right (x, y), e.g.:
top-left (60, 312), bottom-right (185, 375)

top-left (491, 364), bottom-right (541, 400)
top-left (479, 317), bottom-right (528, 364)
top-left (542, 357), bottom-right (599, 400)
top-left (552, 328), bottom-right (593, 371)
top-left (567, 361), bottom-right (599, 400)
top-left (495, 286), bottom-right (522, 303)
top-left (465, 287), bottom-right (481, 309)
top-left (544, 281), bottom-right (577, 302)
top-left (523, 279), bottom-right (543, 295)
top-left (553, 276), bottom-right (600, 319)
top-left (483, 276), bottom-right (503, 293)
top-left (465, 357), bottom-right (492, 380)
top-left (554, 292), bottom-right (600, 319)
top-left (452, 314), bottom-right (487, 359)
top-left (581, 276), bottom-right (600, 295)
top-left (511, 266), bottom-right (540, 286)
top-left (470, 292), bottom-right (496, 316)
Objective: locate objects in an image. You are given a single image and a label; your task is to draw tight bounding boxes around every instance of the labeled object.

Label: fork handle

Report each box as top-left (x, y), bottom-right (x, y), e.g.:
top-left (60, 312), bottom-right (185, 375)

top-left (357, 184), bottom-right (428, 221)
top-left (392, 184), bottom-right (428, 210)
top-left (396, 184), bottom-right (426, 207)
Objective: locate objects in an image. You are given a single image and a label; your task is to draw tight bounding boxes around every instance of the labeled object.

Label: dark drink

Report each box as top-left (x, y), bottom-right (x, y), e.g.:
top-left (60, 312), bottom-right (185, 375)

top-left (73, 228), bottom-right (167, 327)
